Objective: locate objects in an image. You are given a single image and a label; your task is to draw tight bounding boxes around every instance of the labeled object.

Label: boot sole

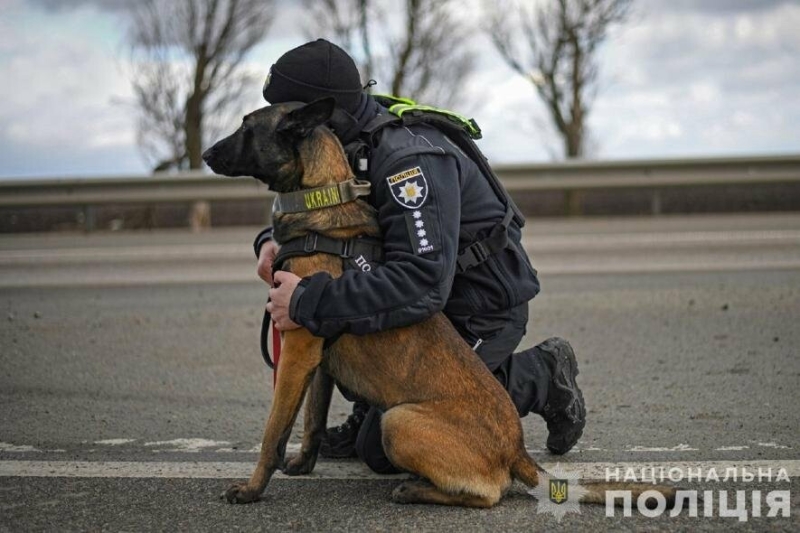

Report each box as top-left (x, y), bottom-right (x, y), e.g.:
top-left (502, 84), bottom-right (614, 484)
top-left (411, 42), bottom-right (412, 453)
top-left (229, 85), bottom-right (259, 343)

top-left (545, 338), bottom-right (586, 455)
top-left (319, 443), bottom-right (358, 459)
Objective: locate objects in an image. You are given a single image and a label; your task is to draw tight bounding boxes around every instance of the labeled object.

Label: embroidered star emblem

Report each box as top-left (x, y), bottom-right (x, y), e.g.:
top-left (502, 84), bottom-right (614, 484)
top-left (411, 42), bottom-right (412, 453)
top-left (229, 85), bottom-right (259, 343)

top-left (528, 463), bottom-right (588, 523)
top-left (398, 181), bottom-right (424, 204)
top-left (412, 211), bottom-right (422, 219)
top-left (420, 238), bottom-right (429, 247)
top-left (415, 220), bottom-right (424, 228)
top-left (417, 229), bottom-right (427, 237)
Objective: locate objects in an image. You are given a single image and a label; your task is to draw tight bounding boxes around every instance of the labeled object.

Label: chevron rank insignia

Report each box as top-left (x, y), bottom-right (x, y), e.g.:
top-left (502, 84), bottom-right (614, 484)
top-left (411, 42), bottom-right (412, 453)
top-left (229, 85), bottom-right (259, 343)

top-left (386, 167), bottom-right (428, 209)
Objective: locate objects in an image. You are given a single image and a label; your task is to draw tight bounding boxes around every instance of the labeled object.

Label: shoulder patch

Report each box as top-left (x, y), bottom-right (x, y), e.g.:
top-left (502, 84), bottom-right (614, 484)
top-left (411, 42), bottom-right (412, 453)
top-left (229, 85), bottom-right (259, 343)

top-left (386, 166), bottom-right (428, 209)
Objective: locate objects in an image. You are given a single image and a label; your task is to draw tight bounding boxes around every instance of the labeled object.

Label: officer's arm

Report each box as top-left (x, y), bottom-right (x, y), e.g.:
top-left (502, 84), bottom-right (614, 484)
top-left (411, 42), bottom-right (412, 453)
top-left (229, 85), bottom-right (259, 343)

top-left (289, 152), bottom-right (461, 338)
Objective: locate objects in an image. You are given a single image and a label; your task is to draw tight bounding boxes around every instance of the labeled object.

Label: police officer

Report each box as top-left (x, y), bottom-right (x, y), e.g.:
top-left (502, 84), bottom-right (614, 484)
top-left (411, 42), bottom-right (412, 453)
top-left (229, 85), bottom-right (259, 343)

top-left (256, 39), bottom-right (586, 473)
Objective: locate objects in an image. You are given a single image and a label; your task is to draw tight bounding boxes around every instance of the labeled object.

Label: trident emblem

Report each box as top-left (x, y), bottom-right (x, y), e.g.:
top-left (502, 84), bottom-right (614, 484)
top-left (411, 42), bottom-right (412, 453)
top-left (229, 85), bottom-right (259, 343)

top-left (549, 479), bottom-right (569, 504)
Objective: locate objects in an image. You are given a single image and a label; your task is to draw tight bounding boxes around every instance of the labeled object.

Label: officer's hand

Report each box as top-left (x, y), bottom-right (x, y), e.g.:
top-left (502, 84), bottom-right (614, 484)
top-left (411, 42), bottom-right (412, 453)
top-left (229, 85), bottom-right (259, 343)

top-left (257, 240), bottom-right (279, 286)
top-left (267, 271), bottom-right (302, 331)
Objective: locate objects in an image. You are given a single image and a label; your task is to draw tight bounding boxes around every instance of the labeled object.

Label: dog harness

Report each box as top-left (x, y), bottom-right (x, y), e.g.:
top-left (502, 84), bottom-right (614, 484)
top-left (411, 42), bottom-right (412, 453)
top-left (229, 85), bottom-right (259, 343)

top-left (271, 178), bottom-right (371, 213)
top-left (260, 182), bottom-right (384, 381)
top-left (273, 232), bottom-right (384, 274)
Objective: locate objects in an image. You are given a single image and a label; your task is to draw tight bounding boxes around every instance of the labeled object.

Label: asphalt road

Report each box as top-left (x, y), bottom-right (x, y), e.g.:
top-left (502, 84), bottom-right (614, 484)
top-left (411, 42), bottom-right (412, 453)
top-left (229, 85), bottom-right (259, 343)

top-left (1, 214), bottom-right (799, 531)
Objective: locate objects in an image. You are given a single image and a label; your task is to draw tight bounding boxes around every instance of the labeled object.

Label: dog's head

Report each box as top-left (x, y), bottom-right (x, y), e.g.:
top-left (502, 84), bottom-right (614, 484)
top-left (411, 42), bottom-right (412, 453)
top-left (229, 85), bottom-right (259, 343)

top-left (202, 98), bottom-right (336, 193)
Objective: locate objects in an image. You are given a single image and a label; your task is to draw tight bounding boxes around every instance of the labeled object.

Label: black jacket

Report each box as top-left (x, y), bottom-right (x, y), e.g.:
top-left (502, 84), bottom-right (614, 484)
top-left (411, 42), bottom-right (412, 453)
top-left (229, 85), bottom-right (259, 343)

top-left (277, 97), bottom-right (540, 338)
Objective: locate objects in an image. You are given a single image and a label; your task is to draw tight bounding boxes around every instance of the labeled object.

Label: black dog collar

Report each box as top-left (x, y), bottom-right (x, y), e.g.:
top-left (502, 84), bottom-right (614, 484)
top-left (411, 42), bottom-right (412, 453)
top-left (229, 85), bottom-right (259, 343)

top-left (272, 178), bottom-right (371, 214)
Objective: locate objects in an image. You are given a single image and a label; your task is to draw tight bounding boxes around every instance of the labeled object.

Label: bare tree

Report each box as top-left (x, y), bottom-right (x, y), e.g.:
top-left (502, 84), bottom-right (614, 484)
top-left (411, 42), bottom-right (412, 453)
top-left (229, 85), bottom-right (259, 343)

top-left (486, 0), bottom-right (631, 158)
top-left (302, 0), bottom-right (475, 109)
top-left (128, 0), bottom-right (274, 171)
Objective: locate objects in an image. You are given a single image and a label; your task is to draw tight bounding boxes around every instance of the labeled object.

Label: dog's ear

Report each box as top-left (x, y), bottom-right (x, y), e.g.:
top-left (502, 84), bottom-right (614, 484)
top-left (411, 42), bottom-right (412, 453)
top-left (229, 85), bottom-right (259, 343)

top-left (276, 97), bottom-right (336, 139)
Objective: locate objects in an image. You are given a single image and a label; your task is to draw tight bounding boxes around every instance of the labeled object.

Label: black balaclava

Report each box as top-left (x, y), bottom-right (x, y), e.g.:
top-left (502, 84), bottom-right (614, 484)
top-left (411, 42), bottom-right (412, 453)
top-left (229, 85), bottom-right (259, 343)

top-left (263, 39), bottom-right (378, 144)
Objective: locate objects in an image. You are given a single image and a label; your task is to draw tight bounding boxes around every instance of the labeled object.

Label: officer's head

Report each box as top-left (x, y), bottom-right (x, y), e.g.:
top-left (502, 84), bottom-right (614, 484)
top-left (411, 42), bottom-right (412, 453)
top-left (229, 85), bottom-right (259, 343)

top-left (262, 39), bottom-right (363, 116)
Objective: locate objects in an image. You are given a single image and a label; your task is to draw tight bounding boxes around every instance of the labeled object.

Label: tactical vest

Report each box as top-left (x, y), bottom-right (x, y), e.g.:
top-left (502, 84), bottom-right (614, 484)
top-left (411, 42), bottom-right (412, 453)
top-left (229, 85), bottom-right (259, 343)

top-left (345, 95), bottom-right (525, 273)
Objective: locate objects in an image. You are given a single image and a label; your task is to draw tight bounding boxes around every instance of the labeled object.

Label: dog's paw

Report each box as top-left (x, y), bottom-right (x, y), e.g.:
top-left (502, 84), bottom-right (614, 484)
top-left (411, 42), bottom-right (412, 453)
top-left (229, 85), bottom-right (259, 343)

top-left (221, 481), bottom-right (261, 504)
top-left (283, 453), bottom-right (316, 476)
top-left (391, 482), bottom-right (416, 504)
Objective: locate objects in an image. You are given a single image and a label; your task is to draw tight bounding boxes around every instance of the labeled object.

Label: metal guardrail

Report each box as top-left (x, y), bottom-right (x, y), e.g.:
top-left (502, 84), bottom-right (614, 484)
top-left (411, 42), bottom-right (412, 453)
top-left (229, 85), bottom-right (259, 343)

top-left (1, 154), bottom-right (799, 227)
top-left (0, 172), bottom-right (274, 230)
top-left (495, 154), bottom-right (800, 189)
top-left (0, 171), bottom-right (273, 207)
top-left (495, 154), bottom-right (800, 215)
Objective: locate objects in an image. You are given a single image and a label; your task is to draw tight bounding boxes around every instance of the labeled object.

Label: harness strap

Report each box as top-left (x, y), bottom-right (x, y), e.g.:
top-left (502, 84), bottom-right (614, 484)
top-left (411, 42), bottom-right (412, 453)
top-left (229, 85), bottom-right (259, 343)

top-left (357, 107), bottom-right (526, 229)
top-left (456, 207), bottom-right (514, 273)
top-left (272, 178), bottom-right (371, 214)
top-left (273, 233), bottom-right (384, 272)
top-left (259, 232), bottom-right (385, 378)
top-left (362, 113), bottom-right (402, 137)
top-left (355, 113), bottom-right (519, 273)
top-left (388, 104), bottom-right (482, 139)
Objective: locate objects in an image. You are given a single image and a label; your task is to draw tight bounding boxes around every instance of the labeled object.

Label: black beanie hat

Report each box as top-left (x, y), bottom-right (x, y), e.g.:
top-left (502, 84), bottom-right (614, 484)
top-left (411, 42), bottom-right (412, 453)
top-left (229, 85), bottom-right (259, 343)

top-left (263, 39), bottom-right (363, 115)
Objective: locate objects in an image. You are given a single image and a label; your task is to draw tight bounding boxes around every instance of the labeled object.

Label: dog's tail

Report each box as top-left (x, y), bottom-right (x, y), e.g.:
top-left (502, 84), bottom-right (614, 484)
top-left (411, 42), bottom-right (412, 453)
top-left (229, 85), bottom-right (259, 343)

top-left (511, 451), bottom-right (678, 506)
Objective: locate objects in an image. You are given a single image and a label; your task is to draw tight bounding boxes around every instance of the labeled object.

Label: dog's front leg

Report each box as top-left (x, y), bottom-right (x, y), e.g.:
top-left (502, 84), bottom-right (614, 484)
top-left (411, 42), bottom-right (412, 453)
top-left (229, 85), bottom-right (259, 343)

top-left (224, 329), bottom-right (324, 504)
top-left (284, 368), bottom-right (334, 475)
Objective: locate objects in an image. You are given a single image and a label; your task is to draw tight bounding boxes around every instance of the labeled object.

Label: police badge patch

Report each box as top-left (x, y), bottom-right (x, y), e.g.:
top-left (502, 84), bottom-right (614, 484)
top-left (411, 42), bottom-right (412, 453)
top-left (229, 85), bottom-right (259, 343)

top-left (386, 167), bottom-right (428, 209)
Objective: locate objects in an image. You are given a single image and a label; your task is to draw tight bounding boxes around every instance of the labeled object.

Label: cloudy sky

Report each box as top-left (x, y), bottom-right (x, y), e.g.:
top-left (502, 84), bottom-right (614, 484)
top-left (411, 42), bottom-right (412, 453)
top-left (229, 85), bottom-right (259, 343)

top-left (1, 0), bottom-right (798, 178)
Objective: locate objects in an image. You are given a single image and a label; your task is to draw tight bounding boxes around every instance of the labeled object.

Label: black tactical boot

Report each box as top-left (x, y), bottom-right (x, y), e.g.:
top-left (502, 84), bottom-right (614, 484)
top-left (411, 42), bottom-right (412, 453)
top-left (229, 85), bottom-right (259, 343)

top-left (320, 400), bottom-right (370, 458)
top-left (538, 337), bottom-right (586, 455)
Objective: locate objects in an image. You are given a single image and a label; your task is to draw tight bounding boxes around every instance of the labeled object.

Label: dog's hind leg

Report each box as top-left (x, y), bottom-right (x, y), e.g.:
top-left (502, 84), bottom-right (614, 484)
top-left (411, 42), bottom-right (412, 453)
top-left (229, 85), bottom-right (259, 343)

top-left (381, 404), bottom-right (510, 508)
top-left (283, 368), bottom-right (334, 475)
top-left (391, 479), bottom-right (497, 508)
top-left (224, 329), bottom-right (324, 504)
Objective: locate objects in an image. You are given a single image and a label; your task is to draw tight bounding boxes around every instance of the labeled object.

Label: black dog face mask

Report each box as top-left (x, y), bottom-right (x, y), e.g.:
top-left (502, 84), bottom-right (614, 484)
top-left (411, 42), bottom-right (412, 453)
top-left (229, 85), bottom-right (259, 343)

top-left (203, 98), bottom-right (336, 191)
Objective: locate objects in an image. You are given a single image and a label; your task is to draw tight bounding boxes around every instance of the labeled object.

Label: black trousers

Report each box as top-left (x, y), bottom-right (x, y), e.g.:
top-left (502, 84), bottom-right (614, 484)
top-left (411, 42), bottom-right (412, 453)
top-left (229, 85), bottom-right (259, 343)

top-left (354, 303), bottom-right (553, 474)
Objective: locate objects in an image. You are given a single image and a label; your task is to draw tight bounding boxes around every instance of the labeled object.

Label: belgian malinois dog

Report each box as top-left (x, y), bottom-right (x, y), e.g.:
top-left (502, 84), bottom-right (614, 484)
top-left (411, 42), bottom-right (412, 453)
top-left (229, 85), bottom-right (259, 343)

top-left (203, 98), bottom-right (679, 508)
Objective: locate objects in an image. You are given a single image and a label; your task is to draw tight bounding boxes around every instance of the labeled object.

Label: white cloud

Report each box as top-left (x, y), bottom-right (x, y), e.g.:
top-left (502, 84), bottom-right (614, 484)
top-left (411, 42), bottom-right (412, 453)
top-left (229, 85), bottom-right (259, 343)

top-left (734, 15), bottom-right (755, 40)
top-left (1, 0), bottom-right (799, 176)
top-left (585, 0), bottom-right (800, 159)
top-left (0, 1), bottom-right (141, 176)
top-left (688, 82), bottom-right (721, 105)
top-left (3, 41), bottom-right (135, 149)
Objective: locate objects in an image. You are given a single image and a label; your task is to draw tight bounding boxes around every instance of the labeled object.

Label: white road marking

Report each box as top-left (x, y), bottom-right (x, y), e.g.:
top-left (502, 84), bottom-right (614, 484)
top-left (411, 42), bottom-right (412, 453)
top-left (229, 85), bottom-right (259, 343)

top-left (143, 438), bottom-right (232, 452)
top-left (1, 440), bottom-right (791, 455)
top-left (0, 443), bottom-right (41, 453)
top-left (0, 460), bottom-right (400, 480)
top-left (95, 439), bottom-right (137, 446)
top-left (0, 443), bottom-right (65, 454)
top-left (757, 442), bottom-right (791, 449)
top-left (0, 459), bottom-right (797, 480)
top-left (553, 460), bottom-right (800, 482)
top-left (627, 444), bottom-right (698, 452)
